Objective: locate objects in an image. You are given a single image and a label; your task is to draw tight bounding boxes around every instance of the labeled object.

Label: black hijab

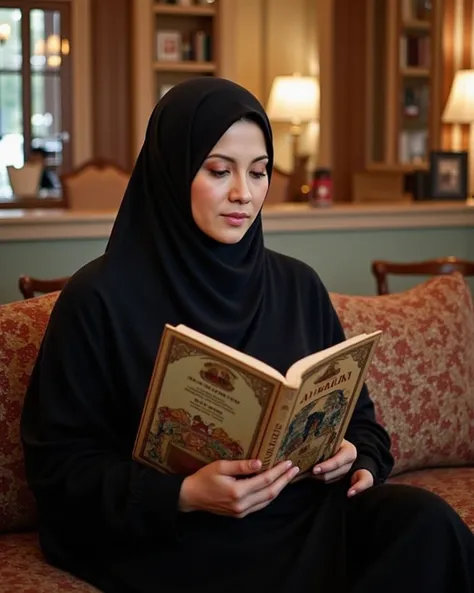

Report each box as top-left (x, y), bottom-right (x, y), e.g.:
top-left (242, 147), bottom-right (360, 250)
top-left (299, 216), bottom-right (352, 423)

top-left (104, 76), bottom-right (274, 347)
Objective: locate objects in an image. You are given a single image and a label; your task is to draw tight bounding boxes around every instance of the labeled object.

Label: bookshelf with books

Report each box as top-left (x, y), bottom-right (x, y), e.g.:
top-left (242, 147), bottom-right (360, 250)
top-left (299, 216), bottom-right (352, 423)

top-left (153, 0), bottom-right (219, 99)
top-left (366, 0), bottom-right (443, 172)
top-left (132, 0), bottom-right (224, 154)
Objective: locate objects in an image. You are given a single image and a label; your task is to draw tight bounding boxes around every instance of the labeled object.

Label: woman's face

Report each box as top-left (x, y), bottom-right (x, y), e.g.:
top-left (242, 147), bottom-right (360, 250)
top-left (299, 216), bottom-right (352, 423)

top-left (191, 119), bottom-right (269, 244)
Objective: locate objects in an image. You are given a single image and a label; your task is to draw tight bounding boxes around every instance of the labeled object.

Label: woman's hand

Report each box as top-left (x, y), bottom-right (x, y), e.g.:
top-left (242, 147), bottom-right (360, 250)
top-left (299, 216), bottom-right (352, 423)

top-left (312, 439), bottom-right (374, 497)
top-left (347, 469), bottom-right (374, 497)
top-left (312, 439), bottom-right (357, 483)
top-left (179, 459), bottom-right (299, 518)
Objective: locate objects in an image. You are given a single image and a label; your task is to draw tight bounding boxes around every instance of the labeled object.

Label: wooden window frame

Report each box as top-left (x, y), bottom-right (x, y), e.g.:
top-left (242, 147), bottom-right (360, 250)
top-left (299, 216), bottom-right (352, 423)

top-left (0, 0), bottom-right (72, 209)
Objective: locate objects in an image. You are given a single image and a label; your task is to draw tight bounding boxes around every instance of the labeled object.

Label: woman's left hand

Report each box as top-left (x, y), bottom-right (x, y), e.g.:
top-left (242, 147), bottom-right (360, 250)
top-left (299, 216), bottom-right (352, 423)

top-left (312, 439), bottom-right (357, 483)
top-left (312, 439), bottom-right (374, 497)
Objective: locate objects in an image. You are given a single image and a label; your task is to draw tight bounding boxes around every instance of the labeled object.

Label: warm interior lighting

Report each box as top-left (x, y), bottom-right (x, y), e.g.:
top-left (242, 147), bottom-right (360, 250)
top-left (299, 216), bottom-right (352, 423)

top-left (61, 38), bottom-right (70, 55)
top-left (443, 70), bottom-right (474, 123)
top-left (442, 69), bottom-right (474, 198)
top-left (0, 23), bottom-right (11, 45)
top-left (46, 33), bottom-right (61, 54)
top-left (266, 74), bottom-right (319, 125)
top-left (47, 54), bottom-right (61, 68)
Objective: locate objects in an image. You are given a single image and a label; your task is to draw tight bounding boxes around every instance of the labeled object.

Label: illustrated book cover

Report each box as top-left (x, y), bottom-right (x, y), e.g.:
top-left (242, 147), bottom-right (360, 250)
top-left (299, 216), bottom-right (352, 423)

top-left (133, 324), bottom-right (382, 478)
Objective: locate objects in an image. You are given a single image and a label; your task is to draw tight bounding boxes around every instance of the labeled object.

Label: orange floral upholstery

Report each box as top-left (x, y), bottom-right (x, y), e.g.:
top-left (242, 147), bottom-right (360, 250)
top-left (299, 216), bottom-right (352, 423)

top-left (0, 292), bottom-right (59, 534)
top-left (389, 467), bottom-right (474, 530)
top-left (331, 272), bottom-right (474, 477)
top-left (0, 533), bottom-right (100, 592)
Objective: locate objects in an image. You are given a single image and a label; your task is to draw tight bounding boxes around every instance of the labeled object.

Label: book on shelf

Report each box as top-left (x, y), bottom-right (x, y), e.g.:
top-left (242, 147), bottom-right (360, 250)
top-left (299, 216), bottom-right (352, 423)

top-left (133, 324), bottom-right (382, 479)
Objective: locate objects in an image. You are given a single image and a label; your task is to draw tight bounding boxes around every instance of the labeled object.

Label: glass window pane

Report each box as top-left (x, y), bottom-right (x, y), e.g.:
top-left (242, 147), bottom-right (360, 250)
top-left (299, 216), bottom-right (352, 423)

top-left (31, 73), bottom-right (62, 166)
top-left (30, 9), bottom-right (63, 73)
top-left (0, 72), bottom-right (23, 197)
top-left (0, 72), bottom-right (22, 134)
top-left (0, 8), bottom-right (22, 70)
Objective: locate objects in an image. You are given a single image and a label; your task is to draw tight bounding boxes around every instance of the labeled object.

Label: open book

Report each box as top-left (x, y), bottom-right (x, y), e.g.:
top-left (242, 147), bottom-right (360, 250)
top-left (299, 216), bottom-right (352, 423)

top-left (133, 324), bottom-right (382, 478)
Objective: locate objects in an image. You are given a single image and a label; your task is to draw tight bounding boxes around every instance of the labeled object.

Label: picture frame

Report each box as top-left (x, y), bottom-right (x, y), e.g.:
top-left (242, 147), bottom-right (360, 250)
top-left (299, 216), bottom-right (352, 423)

top-left (156, 31), bottom-right (182, 62)
top-left (429, 150), bottom-right (468, 200)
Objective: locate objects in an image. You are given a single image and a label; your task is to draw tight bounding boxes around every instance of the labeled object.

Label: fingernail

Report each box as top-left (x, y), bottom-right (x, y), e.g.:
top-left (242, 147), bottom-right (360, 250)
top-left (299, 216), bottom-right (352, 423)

top-left (250, 460), bottom-right (261, 470)
top-left (292, 466), bottom-right (300, 476)
top-left (286, 460), bottom-right (293, 468)
top-left (348, 489), bottom-right (356, 497)
top-left (313, 466), bottom-right (321, 474)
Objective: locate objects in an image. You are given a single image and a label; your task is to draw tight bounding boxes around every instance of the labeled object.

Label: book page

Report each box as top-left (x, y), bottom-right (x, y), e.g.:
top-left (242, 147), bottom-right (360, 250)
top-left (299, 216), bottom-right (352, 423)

top-left (175, 324), bottom-right (285, 383)
top-left (285, 331), bottom-right (380, 387)
top-left (135, 334), bottom-right (281, 474)
top-left (275, 334), bottom-right (381, 474)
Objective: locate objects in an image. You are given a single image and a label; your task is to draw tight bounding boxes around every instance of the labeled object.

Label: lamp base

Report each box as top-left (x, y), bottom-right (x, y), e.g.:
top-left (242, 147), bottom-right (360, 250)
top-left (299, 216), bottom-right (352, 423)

top-left (285, 155), bottom-right (309, 202)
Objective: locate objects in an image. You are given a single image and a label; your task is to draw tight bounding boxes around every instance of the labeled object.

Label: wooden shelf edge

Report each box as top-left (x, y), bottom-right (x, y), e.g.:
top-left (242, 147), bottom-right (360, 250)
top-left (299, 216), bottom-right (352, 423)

top-left (153, 4), bottom-right (216, 17)
top-left (400, 67), bottom-right (430, 77)
top-left (401, 19), bottom-right (431, 30)
top-left (365, 162), bottom-right (429, 173)
top-left (153, 60), bottom-right (216, 72)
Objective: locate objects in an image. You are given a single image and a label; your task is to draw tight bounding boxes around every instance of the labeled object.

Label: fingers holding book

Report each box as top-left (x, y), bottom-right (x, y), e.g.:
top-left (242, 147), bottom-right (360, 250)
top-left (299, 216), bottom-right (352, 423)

top-left (179, 459), bottom-right (299, 518)
top-left (311, 439), bottom-right (357, 483)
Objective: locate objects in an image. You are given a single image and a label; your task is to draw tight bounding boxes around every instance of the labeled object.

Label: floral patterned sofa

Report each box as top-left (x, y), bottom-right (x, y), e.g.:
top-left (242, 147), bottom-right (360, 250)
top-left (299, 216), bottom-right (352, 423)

top-left (0, 272), bottom-right (473, 591)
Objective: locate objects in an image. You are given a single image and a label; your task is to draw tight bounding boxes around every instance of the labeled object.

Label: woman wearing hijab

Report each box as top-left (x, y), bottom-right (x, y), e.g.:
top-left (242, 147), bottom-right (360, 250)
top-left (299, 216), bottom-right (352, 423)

top-left (21, 77), bottom-right (474, 593)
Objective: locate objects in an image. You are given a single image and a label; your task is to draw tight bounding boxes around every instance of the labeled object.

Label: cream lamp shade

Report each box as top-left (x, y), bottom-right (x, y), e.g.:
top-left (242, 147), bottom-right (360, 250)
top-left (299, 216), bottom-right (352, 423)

top-left (442, 69), bottom-right (474, 123)
top-left (266, 75), bottom-right (319, 125)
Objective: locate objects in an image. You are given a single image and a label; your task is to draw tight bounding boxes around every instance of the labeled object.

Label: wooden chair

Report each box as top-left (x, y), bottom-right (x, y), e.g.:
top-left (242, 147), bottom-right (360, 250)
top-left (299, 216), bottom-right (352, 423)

top-left (18, 275), bottom-right (70, 300)
top-left (61, 158), bottom-right (130, 211)
top-left (371, 257), bottom-right (474, 295)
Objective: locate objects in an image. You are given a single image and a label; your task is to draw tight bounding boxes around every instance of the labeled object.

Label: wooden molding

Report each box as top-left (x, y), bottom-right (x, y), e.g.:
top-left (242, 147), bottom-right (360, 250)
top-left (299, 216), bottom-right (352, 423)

top-left (332, 0), bottom-right (368, 202)
top-left (90, 0), bottom-right (133, 170)
top-left (1, 202), bottom-right (473, 241)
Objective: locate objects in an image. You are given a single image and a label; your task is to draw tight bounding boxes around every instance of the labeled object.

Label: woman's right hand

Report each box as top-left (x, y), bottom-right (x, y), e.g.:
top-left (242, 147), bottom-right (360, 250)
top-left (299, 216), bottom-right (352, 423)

top-left (179, 459), bottom-right (300, 518)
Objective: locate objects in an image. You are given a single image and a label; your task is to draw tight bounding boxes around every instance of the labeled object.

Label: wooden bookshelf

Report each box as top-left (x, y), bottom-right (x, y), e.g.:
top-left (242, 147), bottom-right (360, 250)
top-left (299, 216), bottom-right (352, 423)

top-left (152, 1), bottom-right (219, 99)
top-left (132, 0), bottom-right (228, 157)
top-left (365, 0), bottom-right (443, 171)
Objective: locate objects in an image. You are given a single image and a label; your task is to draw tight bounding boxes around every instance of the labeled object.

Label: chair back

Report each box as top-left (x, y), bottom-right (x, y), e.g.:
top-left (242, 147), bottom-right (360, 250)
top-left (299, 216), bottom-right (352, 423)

top-left (61, 158), bottom-right (130, 211)
top-left (18, 275), bottom-right (70, 299)
top-left (371, 257), bottom-right (474, 295)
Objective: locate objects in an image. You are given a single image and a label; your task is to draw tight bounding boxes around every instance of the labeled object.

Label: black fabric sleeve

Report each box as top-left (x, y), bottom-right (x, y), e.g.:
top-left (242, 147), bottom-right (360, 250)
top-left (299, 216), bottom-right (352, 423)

top-left (21, 285), bottom-right (186, 547)
top-left (318, 279), bottom-right (394, 484)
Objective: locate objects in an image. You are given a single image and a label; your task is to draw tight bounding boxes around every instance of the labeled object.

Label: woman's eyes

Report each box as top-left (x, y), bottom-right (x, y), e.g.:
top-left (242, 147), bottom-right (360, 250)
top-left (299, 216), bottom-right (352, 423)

top-left (209, 169), bottom-right (229, 178)
top-left (208, 169), bottom-right (267, 179)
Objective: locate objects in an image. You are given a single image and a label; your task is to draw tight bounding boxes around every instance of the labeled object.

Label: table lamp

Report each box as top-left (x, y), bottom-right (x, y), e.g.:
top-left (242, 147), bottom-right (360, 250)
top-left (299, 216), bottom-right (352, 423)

top-left (442, 69), bottom-right (474, 200)
top-left (266, 74), bottom-right (319, 201)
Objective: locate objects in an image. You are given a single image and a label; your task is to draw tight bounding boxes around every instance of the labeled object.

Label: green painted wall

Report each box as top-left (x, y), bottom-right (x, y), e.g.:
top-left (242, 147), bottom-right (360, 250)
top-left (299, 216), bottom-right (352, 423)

top-left (1, 226), bottom-right (473, 304)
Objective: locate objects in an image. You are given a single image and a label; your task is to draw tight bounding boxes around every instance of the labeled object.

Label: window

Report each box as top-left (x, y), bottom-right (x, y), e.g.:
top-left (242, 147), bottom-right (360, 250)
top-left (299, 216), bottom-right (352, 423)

top-left (0, 0), bottom-right (72, 206)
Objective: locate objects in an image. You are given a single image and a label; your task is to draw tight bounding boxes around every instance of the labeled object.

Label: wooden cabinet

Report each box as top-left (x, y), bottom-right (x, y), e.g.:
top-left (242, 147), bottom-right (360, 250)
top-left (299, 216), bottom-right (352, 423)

top-left (366, 0), bottom-right (443, 171)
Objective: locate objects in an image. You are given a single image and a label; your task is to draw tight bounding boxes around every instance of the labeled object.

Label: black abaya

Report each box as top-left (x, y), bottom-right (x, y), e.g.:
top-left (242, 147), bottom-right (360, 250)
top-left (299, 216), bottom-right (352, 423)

top-left (20, 77), bottom-right (474, 593)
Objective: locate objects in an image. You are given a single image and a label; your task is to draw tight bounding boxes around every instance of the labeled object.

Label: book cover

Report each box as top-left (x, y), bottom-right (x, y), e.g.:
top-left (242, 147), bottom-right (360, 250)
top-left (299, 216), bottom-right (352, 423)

top-left (133, 325), bottom-right (381, 477)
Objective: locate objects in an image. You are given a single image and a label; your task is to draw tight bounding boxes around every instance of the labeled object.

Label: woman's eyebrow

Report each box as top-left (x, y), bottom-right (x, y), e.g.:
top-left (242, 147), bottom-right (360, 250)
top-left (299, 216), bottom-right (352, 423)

top-left (206, 153), bottom-right (269, 163)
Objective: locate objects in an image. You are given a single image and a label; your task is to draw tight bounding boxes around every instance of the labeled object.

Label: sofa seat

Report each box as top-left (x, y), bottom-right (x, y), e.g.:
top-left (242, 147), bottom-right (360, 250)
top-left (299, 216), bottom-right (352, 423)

top-left (0, 532), bottom-right (100, 592)
top-left (389, 467), bottom-right (474, 530)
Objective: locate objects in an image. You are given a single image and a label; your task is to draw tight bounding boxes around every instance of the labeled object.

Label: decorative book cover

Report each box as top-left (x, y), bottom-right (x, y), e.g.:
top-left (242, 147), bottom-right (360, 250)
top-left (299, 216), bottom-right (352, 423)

top-left (133, 325), bottom-right (382, 477)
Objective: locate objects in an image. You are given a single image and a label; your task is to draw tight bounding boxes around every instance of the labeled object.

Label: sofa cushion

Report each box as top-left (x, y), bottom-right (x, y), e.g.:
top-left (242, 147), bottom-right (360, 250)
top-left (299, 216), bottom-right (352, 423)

top-left (0, 532), bottom-right (100, 591)
top-left (331, 273), bottom-right (474, 476)
top-left (388, 467), bottom-right (474, 531)
top-left (0, 293), bottom-right (59, 533)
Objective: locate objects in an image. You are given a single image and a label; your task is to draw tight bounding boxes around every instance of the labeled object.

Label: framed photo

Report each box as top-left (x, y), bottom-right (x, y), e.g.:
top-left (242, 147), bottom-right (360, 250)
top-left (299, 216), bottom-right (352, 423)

top-left (156, 31), bottom-right (182, 62)
top-left (429, 151), bottom-right (468, 200)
